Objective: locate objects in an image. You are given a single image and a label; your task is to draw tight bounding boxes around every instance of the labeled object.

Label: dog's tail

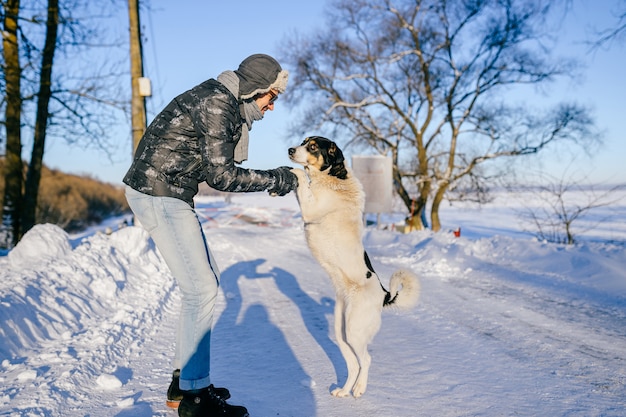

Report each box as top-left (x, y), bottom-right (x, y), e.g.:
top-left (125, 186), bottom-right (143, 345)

top-left (382, 269), bottom-right (421, 309)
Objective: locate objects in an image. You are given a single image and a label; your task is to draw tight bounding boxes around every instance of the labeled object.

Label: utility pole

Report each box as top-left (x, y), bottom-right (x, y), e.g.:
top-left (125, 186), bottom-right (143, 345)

top-left (128, 0), bottom-right (148, 154)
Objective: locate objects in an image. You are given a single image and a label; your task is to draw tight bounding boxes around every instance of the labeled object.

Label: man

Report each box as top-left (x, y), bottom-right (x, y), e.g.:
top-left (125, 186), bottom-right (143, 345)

top-left (124, 54), bottom-right (297, 417)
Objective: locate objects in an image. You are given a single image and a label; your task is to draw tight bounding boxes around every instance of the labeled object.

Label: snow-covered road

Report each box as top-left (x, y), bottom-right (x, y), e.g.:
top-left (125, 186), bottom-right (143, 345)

top-left (1, 193), bottom-right (625, 416)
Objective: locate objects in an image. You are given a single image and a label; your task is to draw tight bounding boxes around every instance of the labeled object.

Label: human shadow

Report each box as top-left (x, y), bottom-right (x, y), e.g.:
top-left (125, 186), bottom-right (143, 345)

top-left (211, 259), bottom-right (317, 416)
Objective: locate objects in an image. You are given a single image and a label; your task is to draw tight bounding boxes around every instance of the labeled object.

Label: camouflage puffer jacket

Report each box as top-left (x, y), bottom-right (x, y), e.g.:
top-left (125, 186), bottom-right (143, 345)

top-left (123, 79), bottom-right (282, 207)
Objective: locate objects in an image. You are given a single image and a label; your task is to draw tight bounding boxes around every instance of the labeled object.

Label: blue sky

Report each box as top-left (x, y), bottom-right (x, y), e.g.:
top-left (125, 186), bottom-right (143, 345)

top-left (41, 0), bottom-right (625, 186)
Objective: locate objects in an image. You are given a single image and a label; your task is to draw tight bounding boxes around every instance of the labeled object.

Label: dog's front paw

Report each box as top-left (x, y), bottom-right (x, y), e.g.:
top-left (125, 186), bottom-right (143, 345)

top-left (290, 168), bottom-right (309, 190)
top-left (290, 167), bottom-right (306, 180)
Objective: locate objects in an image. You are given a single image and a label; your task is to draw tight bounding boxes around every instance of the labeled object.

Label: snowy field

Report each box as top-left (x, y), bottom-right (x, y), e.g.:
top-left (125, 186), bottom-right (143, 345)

top-left (1, 189), bottom-right (625, 417)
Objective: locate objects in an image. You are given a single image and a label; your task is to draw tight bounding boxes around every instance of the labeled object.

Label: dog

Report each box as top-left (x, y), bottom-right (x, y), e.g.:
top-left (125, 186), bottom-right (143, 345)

top-left (288, 136), bottom-right (420, 398)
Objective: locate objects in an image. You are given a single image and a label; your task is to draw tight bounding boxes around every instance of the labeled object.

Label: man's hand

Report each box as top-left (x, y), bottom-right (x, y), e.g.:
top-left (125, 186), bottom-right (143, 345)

top-left (267, 166), bottom-right (298, 196)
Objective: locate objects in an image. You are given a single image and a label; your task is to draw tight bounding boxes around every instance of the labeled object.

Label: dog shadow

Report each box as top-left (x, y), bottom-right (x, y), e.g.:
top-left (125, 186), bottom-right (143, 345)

top-left (212, 259), bottom-right (318, 415)
top-left (263, 265), bottom-right (346, 392)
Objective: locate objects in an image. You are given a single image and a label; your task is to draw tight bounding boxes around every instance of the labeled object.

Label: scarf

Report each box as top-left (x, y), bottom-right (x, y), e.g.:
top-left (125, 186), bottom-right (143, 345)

top-left (217, 70), bottom-right (263, 163)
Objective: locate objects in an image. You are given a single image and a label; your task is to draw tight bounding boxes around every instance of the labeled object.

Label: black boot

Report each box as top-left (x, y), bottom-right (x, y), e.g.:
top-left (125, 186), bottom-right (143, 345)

top-left (166, 369), bottom-right (231, 409)
top-left (178, 385), bottom-right (249, 417)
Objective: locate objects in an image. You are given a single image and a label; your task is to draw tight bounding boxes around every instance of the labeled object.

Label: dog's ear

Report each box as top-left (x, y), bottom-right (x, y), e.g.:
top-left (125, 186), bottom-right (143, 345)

top-left (328, 143), bottom-right (343, 162)
top-left (328, 142), bottom-right (348, 180)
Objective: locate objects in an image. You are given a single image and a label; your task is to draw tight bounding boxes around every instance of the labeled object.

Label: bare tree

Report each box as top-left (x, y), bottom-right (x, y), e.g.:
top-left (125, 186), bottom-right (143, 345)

top-left (1, 0), bottom-right (128, 246)
top-left (513, 172), bottom-right (625, 244)
top-left (590, 0), bottom-right (626, 49)
top-left (281, 0), bottom-right (599, 232)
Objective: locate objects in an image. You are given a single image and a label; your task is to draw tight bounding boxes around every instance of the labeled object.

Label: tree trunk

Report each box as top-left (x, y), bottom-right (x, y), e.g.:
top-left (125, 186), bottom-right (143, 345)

top-left (22, 0), bottom-right (59, 234)
top-left (1, 0), bottom-right (23, 248)
top-left (430, 183), bottom-right (448, 232)
top-left (418, 178), bottom-right (431, 228)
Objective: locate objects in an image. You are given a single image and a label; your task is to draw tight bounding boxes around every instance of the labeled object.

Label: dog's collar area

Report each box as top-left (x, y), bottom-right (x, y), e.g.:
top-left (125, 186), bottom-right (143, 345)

top-left (303, 167), bottom-right (313, 183)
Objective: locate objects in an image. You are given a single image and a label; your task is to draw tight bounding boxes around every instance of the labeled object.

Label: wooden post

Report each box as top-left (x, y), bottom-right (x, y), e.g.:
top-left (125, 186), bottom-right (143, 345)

top-left (128, 0), bottom-right (146, 154)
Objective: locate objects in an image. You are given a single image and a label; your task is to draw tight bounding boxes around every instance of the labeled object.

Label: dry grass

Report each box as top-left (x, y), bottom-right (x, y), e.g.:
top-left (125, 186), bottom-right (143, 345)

top-left (0, 158), bottom-right (129, 232)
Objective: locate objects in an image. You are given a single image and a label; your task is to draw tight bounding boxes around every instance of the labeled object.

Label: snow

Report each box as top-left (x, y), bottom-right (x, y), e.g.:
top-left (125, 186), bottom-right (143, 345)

top-left (1, 191), bottom-right (625, 417)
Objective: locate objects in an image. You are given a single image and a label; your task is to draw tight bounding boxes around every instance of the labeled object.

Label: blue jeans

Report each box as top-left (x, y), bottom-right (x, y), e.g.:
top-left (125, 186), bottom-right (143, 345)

top-left (125, 186), bottom-right (219, 391)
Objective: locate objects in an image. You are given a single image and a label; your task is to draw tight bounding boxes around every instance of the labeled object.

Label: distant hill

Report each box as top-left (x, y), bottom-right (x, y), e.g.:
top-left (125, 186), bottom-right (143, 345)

top-left (0, 158), bottom-right (129, 233)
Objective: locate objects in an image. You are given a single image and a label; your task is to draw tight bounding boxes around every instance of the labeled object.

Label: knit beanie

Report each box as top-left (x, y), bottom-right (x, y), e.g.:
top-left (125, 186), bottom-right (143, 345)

top-left (235, 54), bottom-right (289, 100)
